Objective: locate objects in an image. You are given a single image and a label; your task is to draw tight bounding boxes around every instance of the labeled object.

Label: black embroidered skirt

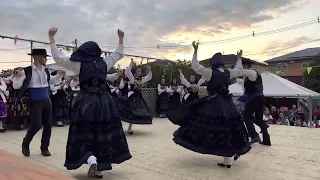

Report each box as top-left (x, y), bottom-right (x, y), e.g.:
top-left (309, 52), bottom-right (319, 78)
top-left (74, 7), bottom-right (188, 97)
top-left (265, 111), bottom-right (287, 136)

top-left (65, 91), bottom-right (132, 171)
top-left (156, 92), bottom-right (169, 114)
top-left (169, 92), bottom-right (181, 110)
top-left (116, 90), bottom-right (153, 124)
top-left (51, 92), bottom-right (69, 125)
top-left (168, 95), bottom-right (251, 157)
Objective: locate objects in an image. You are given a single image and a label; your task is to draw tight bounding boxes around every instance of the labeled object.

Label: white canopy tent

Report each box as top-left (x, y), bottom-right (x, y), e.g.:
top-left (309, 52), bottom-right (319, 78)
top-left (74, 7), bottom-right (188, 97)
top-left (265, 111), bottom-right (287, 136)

top-left (228, 72), bottom-right (320, 98)
top-left (228, 72), bottom-right (320, 125)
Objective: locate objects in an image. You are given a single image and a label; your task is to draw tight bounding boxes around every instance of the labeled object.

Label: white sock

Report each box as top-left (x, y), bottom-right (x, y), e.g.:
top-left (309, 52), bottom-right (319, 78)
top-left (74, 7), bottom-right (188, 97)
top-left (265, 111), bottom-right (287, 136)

top-left (128, 124), bottom-right (133, 132)
top-left (87, 155), bottom-right (97, 166)
top-left (96, 171), bottom-right (103, 176)
top-left (57, 121), bottom-right (63, 126)
top-left (223, 157), bottom-right (233, 165)
top-left (0, 121), bottom-right (3, 129)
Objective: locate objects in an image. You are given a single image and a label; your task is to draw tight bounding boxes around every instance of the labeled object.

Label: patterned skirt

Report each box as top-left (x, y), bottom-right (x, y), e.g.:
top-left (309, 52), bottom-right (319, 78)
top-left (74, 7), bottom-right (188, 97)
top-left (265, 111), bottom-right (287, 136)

top-left (168, 94), bottom-right (251, 157)
top-left (51, 93), bottom-right (69, 125)
top-left (169, 92), bottom-right (181, 110)
top-left (157, 92), bottom-right (169, 114)
top-left (116, 90), bottom-right (153, 124)
top-left (65, 91), bottom-right (132, 171)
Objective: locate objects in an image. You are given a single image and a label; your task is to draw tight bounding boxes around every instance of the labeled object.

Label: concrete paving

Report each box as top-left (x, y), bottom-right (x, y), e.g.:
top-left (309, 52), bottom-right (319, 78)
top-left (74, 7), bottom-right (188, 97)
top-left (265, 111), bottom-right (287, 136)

top-left (1, 118), bottom-right (320, 180)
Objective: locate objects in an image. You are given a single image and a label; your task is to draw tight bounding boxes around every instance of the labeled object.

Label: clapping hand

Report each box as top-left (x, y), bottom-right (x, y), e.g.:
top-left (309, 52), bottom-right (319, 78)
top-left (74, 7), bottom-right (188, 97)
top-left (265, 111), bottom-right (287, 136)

top-left (118, 29), bottom-right (124, 38)
top-left (237, 49), bottom-right (243, 59)
top-left (192, 41), bottom-right (199, 51)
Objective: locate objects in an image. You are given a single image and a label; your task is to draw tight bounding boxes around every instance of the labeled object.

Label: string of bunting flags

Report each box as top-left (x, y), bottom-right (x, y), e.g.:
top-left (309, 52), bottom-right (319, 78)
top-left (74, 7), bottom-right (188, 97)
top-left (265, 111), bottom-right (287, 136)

top-left (265, 66), bottom-right (318, 76)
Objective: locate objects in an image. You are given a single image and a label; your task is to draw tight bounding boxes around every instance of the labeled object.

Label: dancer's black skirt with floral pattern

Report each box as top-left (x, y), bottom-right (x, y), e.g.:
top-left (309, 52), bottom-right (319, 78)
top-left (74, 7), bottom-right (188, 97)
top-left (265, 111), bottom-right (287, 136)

top-left (116, 90), bottom-right (153, 124)
top-left (65, 91), bottom-right (132, 171)
top-left (168, 94), bottom-right (251, 157)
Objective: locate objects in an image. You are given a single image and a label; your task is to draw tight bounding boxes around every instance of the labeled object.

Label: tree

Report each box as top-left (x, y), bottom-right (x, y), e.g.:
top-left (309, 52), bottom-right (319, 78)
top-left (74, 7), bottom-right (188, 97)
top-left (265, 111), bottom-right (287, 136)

top-left (303, 55), bottom-right (320, 92)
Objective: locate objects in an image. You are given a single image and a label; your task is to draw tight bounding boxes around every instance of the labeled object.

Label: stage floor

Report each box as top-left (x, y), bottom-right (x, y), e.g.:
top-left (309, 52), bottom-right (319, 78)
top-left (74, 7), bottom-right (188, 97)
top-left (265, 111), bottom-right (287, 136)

top-left (0, 119), bottom-right (320, 180)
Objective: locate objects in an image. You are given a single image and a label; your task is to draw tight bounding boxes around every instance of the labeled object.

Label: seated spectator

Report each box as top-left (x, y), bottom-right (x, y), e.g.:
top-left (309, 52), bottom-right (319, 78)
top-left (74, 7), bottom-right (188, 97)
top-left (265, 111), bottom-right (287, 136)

top-left (313, 115), bottom-right (319, 128)
top-left (295, 107), bottom-right (305, 124)
top-left (263, 108), bottom-right (273, 124)
top-left (270, 106), bottom-right (279, 124)
top-left (288, 105), bottom-right (297, 126)
top-left (295, 119), bottom-right (307, 127)
top-left (277, 112), bottom-right (289, 126)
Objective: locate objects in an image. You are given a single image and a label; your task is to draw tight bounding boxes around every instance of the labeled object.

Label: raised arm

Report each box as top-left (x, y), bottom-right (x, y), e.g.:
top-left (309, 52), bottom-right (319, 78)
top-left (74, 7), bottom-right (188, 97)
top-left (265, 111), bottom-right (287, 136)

top-left (166, 85), bottom-right (173, 93)
top-left (125, 63), bottom-right (135, 84)
top-left (191, 42), bottom-right (212, 81)
top-left (197, 77), bottom-right (206, 86)
top-left (49, 27), bottom-right (80, 74)
top-left (106, 73), bottom-right (119, 83)
top-left (179, 70), bottom-right (191, 88)
top-left (104, 30), bottom-right (125, 72)
top-left (142, 66), bottom-right (152, 84)
top-left (228, 50), bottom-right (244, 79)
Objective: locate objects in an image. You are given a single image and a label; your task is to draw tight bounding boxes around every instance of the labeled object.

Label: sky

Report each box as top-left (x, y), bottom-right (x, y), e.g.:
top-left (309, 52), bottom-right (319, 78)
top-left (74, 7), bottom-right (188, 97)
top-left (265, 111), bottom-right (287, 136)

top-left (0, 0), bottom-right (320, 70)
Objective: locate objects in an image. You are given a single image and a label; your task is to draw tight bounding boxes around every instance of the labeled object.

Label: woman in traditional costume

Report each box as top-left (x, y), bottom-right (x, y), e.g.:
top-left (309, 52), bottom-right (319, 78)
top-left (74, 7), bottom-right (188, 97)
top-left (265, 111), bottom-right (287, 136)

top-left (167, 42), bottom-right (251, 168)
top-left (157, 77), bottom-right (169, 118)
top-left (167, 78), bottom-right (182, 111)
top-left (7, 69), bottom-right (29, 130)
top-left (0, 77), bottom-right (8, 133)
top-left (179, 72), bottom-right (205, 106)
top-left (50, 71), bottom-right (69, 127)
top-left (117, 63), bottom-right (153, 135)
top-left (49, 27), bottom-right (131, 178)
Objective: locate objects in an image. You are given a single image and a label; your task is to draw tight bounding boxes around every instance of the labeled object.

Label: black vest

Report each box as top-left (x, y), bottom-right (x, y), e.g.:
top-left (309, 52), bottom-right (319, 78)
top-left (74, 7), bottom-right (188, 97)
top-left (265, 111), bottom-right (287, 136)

top-left (244, 70), bottom-right (263, 95)
top-left (16, 66), bottom-right (50, 98)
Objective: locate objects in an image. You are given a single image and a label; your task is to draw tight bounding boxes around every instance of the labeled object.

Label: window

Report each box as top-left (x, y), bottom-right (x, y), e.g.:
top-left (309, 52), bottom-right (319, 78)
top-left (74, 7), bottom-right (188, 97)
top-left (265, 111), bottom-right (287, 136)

top-left (302, 62), bottom-right (309, 68)
top-left (276, 63), bottom-right (287, 69)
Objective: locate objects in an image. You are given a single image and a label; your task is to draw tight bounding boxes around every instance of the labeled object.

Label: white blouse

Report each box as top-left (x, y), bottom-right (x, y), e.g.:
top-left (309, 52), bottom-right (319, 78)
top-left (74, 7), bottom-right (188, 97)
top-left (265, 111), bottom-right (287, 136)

top-left (12, 64), bottom-right (61, 90)
top-left (179, 71), bottom-right (205, 88)
top-left (191, 53), bottom-right (243, 81)
top-left (157, 84), bottom-right (167, 95)
top-left (50, 43), bottom-right (124, 75)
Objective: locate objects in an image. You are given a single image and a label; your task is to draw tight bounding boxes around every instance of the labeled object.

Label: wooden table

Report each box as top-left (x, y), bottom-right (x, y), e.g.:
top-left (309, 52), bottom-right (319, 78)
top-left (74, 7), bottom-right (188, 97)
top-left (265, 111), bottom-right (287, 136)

top-left (0, 150), bottom-right (74, 180)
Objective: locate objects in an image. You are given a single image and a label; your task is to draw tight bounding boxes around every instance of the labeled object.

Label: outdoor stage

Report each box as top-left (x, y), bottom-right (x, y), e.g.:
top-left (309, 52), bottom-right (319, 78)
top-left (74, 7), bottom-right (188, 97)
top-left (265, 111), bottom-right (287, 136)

top-left (0, 119), bottom-right (319, 180)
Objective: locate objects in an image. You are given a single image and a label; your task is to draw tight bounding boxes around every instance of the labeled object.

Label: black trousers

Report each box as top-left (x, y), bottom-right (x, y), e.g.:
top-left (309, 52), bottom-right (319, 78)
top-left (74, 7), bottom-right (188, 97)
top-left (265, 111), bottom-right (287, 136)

top-left (243, 96), bottom-right (268, 138)
top-left (23, 99), bottom-right (52, 151)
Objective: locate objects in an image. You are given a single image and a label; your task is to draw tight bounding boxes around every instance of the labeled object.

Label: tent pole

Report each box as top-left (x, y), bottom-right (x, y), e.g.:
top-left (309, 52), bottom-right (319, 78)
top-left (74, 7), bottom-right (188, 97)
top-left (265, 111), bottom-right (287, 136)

top-left (308, 97), bottom-right (313, 128)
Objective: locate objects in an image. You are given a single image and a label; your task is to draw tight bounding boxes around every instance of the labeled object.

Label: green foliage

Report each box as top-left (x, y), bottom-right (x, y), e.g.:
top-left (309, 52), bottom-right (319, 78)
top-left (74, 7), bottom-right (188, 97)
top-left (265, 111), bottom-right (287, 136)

top-left (136, 59), bottom-right (201, 87)
top-left (303, 56), bottom-right (320, 92)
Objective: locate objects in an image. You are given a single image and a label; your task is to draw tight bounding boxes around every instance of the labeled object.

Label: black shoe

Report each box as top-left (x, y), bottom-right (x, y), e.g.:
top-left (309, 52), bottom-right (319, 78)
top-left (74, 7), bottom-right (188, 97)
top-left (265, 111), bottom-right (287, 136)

top-left (250, 136), bottom-right (261, 144)
top-left (127, 131), bottom-right (133, 135)
top-left (217, 162), bottom-right (231, 168)
top-left (234, 155), bottom-right (240, 161)
top-left (95, 175), bottom-right (103, 179)
top-left (0, 129), bottom-right (6, 133)
top-left (41, 150), bottom-right (51, 157)
top-left (22, 147), bottom-right (30, 157)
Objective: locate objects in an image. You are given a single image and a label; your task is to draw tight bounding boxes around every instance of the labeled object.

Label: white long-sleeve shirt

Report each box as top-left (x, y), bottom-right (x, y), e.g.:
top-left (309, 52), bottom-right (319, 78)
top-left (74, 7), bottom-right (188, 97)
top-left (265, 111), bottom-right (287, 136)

top-left (50, 43), bottom-right (124, 75)
top-left (179, 72), bottom-right (205, 88)
top-left (157, 84), bottom-right (167, 95)
top-left (236, 69), bottom-right (258, 90)
top-left (191, 53), bottom-right (243, 81)
top-left (12, 64), bottom-right (61, 90)
top-left (124, 63), bottom-right (152, 97)
top-left (0, 78), bottom-right (8, 103)
top-left (167, 85), bottom-right (182, 95)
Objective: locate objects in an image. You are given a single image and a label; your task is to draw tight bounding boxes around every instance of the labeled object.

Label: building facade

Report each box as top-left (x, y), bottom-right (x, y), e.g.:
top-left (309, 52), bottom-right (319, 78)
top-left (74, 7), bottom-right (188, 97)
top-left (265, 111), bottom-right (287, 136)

top-left (265, 48), bottom-right (320, 85)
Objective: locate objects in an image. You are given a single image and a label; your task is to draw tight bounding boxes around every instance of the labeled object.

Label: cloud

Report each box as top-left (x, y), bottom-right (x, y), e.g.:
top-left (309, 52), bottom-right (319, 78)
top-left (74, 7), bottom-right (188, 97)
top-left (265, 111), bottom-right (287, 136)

top-left (262, 36), bottom-right (314, 53)
top-left (0, 0), bottom-right (312, 61)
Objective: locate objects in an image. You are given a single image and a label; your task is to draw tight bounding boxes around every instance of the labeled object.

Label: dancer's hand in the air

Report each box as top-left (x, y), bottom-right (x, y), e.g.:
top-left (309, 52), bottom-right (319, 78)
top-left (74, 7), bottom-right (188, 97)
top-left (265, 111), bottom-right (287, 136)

top-left (237, 50), bottom-right (243, 59)
top-left (118, 29), bottom-right (124, 45)
top-left (192, 41), bottom-right (199, 53)
top-left (48, 27), bottom-right (58, 43)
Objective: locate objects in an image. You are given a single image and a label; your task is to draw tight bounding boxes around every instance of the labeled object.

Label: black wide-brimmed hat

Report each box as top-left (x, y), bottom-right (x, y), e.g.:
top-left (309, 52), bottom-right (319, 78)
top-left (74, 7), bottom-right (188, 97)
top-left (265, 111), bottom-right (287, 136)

top-left (211, 52), bottom-right (224, 68)
top-left (28, 49), bottom-right (51, 57)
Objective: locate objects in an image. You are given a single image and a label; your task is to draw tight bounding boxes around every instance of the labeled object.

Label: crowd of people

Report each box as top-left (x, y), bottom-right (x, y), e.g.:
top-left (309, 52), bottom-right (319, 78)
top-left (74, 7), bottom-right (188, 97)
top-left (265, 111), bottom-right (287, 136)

top-left (0, 27), bottom-right (317, 178)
